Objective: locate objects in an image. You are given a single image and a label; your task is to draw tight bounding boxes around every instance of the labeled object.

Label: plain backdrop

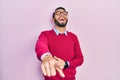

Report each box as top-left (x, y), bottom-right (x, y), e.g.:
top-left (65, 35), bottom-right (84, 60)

top-left (0, 0), bottom-right (120, 80)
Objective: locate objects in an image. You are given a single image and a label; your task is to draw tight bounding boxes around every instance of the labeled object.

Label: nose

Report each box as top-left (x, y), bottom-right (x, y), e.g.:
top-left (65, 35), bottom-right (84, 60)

top-left (59, 13), bottom-right (64, 17)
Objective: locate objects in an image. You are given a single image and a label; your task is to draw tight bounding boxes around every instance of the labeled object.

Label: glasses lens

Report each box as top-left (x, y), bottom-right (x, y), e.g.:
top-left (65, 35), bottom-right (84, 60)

top-left (55, 11), bottom-right (68, 15)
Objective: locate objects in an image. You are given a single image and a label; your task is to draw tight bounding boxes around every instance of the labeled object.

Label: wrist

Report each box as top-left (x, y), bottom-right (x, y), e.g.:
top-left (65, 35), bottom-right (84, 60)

top-left (42, 54), bottom-right (52, 61)
top-left (64, 61), bottom-right (69, 69)
top-left (41, 52), bottom-right (51, 60)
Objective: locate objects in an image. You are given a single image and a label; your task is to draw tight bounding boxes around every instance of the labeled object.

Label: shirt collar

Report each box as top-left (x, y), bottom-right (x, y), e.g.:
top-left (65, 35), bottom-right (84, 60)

top-left (53, 28), bottom-right (67, 36)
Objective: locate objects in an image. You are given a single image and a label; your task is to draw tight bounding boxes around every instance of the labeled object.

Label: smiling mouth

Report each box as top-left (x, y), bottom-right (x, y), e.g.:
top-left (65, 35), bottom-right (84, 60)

top-left (59, 18), bottom-right (65, 21)
top-left (60, 19), bottom-right (65, 21)
top-left (54, 17), bottom-right (68, 27)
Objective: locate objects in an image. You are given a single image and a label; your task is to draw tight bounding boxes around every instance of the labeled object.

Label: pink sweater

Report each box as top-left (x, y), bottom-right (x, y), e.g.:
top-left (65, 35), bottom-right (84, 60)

top-left (35, 29), bottom-right (84, 80)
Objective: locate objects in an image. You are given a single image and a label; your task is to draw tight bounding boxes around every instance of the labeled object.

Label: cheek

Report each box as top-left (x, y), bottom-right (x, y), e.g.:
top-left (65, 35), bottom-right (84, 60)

top-left (55, 15), bottom-right (59, 19)
top-left (65, 16), bottom-right (68, 20)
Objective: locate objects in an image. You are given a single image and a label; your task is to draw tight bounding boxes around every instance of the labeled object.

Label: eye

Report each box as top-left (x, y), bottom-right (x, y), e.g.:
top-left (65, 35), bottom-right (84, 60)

top-left (56, 13), bottom-right (60, 15)
top-left (55, 12), bottom-right (60, 15)
top-left (63, 12), bottom-right (67, 15)
top-left (55, 11), bottom-right (68, 16)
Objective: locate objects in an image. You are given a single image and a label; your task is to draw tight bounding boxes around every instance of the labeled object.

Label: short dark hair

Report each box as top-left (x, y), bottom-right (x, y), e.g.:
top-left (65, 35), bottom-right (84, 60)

top-left (52, 7), bottom-right (66, 18)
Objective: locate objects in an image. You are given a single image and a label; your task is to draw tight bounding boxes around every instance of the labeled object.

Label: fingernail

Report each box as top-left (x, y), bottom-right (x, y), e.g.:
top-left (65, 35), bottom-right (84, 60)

top-left (62, 74), bottom-right (65, 78)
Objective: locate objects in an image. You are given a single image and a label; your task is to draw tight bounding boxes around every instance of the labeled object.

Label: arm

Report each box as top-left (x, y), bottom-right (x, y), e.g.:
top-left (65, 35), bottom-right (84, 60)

top-left (35, 32), bottom-right (50, 60)
top-left (68, 36), bottom-right (84, 68)
top-left (35, 32), bottom-right (65, 77)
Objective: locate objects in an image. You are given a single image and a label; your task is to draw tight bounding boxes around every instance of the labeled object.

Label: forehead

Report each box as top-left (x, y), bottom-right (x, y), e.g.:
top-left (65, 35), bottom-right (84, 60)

top-left (55, 9), bottom-right (65, 12)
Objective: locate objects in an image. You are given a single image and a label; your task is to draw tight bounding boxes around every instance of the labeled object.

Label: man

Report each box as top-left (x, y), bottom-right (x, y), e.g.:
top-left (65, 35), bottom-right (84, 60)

top-left (35, 7), bottom-right (84, 80)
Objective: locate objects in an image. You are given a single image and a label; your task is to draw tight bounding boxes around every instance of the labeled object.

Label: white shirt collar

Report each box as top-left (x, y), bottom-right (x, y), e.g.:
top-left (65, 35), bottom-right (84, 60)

top-left (53, 28), bottom-right (67, 36)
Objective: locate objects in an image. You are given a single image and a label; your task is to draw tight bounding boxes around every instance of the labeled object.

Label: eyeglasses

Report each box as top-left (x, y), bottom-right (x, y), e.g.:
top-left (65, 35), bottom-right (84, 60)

top-left (55, 11), bottom-right (68, 16)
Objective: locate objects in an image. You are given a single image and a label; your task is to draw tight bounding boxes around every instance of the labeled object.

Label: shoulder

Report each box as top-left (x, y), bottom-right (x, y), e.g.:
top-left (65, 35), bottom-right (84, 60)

top-left (67, 31), bottom-right (79, 41)
top-left (38, 29), bottom-right (53, 38)
top-left (39, 29), bottom-right (53, 35)
top-left (41, 29), bottom-right (53, 34)
top-left (67, 31), bottom-right (77, 38)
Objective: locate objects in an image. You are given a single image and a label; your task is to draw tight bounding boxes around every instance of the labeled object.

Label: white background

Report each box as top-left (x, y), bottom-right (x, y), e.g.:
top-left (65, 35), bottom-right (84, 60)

top-left (1, 0), bottom-right (120, 80)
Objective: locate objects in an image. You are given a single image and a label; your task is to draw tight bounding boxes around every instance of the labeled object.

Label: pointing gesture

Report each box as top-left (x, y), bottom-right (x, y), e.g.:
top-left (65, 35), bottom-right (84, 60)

top-left (41, 54), bottom-right (65, 78)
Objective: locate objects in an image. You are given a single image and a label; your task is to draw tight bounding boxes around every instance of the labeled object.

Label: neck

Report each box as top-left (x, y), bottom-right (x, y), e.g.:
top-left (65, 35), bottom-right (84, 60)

top-left (55, 26), bottom-right (66, 33)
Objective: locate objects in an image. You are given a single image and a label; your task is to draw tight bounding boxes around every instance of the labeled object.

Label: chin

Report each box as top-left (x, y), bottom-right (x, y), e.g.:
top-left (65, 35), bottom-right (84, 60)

top-left (54, 19), bottom-right (68, 27)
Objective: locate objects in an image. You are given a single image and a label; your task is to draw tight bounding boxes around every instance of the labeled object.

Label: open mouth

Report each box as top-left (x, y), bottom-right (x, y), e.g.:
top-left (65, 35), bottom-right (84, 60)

top-left (59, 17), bottom-right (65, 22)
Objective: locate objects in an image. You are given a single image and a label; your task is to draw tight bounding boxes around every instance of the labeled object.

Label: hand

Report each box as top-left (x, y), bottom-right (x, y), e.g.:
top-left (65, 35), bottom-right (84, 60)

top-left (41, 54), bottom-right (56, 77)
top-left (41, 54), bottom-right (65, 78)
top-left (54, 56), bottom-right (65, 70)
top-left (54, 56), bottom-right (65, 78)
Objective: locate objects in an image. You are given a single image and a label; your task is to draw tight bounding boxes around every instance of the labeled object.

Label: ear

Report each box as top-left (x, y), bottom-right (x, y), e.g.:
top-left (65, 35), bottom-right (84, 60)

top-left (52, 18), bottom-right (55, 24)
top-left (52, 18), bottom-right (54, 22)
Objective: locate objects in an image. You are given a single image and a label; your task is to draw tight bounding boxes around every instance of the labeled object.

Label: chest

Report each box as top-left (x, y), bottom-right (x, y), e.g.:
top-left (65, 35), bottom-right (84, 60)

top-left (47, 34), bottom-right (75, 60)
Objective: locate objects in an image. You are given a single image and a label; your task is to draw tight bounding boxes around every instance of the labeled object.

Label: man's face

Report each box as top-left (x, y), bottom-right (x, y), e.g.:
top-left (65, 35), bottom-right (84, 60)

top-left (54, 9), bottom-right (68, 27)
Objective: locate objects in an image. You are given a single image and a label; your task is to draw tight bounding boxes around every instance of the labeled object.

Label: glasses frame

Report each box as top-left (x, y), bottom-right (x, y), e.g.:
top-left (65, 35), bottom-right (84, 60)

top-left (54, 11), bottom-right (68, 16)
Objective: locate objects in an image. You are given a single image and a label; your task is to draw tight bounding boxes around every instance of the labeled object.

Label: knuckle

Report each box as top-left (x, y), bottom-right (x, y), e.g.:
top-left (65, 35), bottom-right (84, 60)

top-left (49, 60), bottom-right (55, 65)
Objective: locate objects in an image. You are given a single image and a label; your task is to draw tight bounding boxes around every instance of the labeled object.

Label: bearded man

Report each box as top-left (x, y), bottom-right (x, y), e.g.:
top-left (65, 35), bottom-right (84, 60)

top-left (35, 7), bottom-right (84, 80)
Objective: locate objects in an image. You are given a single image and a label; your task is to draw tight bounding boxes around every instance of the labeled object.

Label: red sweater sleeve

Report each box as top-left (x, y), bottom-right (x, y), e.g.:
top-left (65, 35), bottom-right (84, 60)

top-left (68, 35), bottom-right (84, 68)
top-left (35, 32), bottom-right (50, 60)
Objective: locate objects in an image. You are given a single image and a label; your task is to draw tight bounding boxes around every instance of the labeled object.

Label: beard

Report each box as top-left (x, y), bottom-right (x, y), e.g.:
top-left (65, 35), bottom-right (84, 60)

top-left (54, 19), bottom-right (68, 27)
